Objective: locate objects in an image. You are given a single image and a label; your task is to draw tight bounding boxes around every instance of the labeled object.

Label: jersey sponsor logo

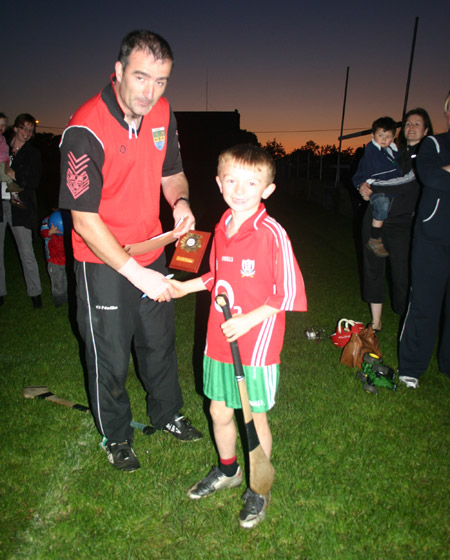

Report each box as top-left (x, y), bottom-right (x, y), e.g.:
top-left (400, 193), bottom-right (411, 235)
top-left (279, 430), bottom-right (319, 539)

top-left (152, 127), bottom-right (166, 151)
top-left (95, 305), bottom-right (118, 311)
top-left (241, 259), bottom-right (255, 278)
top-left (66, 152), bottom-right (90, 199)
top-left (221, 256), bottom-right (233, 262)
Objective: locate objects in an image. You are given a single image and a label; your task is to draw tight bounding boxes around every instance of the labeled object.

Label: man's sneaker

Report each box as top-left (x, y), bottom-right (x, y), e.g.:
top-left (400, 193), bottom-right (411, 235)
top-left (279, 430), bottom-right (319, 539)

top-left (399, 375), bottom-right (419, 389)
top-left (188, 466), bottom-right (243, 499)
top-left (163, 413), bottom-right (203, 441)
top-left (366, 237), bottom-right (389, 257)
top-left (239, 488), bottom-right (270, 529)
top-left (100, 438), bottom-right (141, 472)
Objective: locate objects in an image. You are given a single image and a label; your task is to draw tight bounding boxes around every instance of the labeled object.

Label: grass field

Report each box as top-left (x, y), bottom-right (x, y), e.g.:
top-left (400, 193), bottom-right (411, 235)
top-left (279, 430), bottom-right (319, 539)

top-left (1, 192), bottom-right (449, 559)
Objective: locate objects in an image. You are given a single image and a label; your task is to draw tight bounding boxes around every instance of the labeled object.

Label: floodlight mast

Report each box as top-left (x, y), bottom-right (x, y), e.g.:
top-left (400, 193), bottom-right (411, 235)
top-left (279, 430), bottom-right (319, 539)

top-left (335, 66), bottom-right (349, 188)
top-left (402, 16), bottom-right (419, 122)
top-left (337, 17), bottom-right (419, 143)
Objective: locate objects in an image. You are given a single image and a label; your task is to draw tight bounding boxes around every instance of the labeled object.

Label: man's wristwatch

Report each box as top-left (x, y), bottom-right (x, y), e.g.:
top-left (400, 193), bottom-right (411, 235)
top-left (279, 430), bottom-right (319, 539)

top-left (173, 196), bottom-right (190, 209)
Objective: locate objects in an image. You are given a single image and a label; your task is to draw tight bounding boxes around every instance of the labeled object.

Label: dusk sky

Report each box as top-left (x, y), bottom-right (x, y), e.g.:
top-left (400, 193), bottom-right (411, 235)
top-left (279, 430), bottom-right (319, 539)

top-left (3, 0), bottom-right (448, 152)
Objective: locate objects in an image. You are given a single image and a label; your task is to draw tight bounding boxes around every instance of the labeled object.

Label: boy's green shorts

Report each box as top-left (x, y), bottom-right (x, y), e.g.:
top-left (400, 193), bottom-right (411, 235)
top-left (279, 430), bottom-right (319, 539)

top-left (203, 355), bottom-right (279, 413)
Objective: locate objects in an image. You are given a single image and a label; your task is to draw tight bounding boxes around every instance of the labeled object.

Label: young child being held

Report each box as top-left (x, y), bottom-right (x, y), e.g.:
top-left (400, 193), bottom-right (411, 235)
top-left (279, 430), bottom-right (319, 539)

top-left (353, 116), bottom-right (401, 257)
top-left (164, 145), bottom-right (307, 529)
top-left (0, 113), bottom-right (25, 209)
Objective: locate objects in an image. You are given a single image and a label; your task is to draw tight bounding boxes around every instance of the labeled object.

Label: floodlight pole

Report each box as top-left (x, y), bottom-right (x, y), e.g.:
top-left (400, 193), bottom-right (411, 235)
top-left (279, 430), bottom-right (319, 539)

top-left (338, 17), bottom-right (419, 143)
top-left (402, 17), bottom-right (419, 121)
top-left (335, 66), bottom-right (349, 188)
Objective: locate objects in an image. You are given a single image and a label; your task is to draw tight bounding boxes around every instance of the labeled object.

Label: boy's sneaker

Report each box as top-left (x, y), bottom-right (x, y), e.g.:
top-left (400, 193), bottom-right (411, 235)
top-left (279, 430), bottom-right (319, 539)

top-left (163, 413), bottom-right (203, 441)
top-left (101, 438), bottom-right (141, 472)
top-left (399, 375), bottom-right (419, 389)
top-left (188, 466), bottom-right (243, 499)
top-left (239, 488), bottom-right (270, 529)
top-left (366, 237), bottom-right (389, 257)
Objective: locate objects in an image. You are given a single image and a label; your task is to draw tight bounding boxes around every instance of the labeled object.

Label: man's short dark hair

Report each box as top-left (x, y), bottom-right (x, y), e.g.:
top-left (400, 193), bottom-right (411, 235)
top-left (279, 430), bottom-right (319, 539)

top-left (118, 30), bottom-right (174, 69)
top-left (13, 113), bottom-right (36, 129)
top-left (371, 116), bottom-right (397, 135)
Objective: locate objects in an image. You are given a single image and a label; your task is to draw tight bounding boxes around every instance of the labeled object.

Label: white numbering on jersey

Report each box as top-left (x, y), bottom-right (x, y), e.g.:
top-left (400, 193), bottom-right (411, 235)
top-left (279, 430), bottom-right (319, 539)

top-left (214, 280), bottom-right (242, 315)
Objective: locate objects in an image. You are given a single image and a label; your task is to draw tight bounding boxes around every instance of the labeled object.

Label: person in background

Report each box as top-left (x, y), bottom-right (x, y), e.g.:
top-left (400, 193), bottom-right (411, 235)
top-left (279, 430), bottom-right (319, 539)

top-left (40, 210), bottom-right (68, 307)
top-left (357, 108), bottom-right (433, 332)
top-left (59, 30), bottom-right (202, 472)
top-left (0, 113), bottom-right (25, 209)
top-left (0, 113), bottom-right (43, 308)
top-left (398, 93), bottom-right (450, 388)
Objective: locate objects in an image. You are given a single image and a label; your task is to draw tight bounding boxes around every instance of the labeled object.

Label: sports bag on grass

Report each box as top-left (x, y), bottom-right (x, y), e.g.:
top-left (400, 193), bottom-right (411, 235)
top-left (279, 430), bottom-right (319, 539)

top-left (340, 325), bottom-right (382, 368)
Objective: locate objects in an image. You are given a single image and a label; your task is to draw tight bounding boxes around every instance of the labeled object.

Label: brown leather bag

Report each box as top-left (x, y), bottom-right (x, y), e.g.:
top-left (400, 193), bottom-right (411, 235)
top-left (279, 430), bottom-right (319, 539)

top-left (340, 325), bottom-right (382, 368)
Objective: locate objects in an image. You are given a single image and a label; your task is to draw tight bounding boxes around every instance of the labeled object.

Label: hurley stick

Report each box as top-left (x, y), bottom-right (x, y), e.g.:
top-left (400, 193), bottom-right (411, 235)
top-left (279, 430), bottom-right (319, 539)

top-left (215, 294), bottom-right (275, 495)
top-left (23, 386), bottom-right (155, 435)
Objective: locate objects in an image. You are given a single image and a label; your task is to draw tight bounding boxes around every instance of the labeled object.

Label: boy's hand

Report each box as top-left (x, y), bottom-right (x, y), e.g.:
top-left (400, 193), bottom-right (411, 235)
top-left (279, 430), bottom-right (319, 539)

top-left (359, 182), bottom-right (372, 201)
top-left (161, 278), bottom-right (188, 300)
top-left (48, 225), bottom-right (61, 236)
top-left (221, 313), bottom-right (254, 342)
top-left (220, 305), bottom-right (281, 342)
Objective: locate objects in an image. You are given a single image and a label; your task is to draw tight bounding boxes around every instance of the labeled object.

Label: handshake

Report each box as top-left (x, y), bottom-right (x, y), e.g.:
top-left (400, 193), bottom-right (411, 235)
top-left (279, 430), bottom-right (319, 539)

top-left (118, 257), bottom-right (172, 301)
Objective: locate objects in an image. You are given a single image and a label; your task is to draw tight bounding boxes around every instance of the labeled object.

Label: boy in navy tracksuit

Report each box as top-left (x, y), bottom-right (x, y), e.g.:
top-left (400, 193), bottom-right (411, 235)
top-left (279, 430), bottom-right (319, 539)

top-left (398, 93), bottom-right (450, 388)
top-left (353, 116), bottom-right (401, 257)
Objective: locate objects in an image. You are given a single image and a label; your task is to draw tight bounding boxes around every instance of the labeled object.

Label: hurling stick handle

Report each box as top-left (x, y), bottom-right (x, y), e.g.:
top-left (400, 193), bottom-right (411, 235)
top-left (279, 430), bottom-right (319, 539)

top-left (47, 394), bottom-right (90, 411)
top-left (215, 294), bottom-right (253, 424)
top-left (215, 293), bottom-right (244, 379)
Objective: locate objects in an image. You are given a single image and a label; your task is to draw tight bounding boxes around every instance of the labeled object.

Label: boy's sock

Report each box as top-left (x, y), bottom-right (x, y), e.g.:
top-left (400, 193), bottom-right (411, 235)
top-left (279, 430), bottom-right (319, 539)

top-left (371, 226), bottom-right (382, 239)
top-left (219, 455), bottom-right (239, 477)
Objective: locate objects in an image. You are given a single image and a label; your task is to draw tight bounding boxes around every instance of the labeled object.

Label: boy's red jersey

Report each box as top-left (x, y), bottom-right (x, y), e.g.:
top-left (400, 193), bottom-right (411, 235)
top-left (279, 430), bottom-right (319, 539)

top-left (201, 204), bottom-right (307, 366)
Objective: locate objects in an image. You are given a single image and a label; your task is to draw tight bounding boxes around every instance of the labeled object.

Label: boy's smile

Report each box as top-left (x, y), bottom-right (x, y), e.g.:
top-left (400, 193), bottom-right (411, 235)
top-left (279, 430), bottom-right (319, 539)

top-left (216, 163), bottom-right (275, 227)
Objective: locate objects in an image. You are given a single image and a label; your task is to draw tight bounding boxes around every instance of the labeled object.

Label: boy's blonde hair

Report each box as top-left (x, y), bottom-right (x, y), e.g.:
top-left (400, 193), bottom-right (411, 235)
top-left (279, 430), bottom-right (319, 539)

top-left (218, 144), bottom-right (276, 183)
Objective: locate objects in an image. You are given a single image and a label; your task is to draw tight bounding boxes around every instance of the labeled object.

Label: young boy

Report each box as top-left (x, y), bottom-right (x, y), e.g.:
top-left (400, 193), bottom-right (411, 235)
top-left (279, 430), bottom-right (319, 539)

top-left (353, 116), bottom-right (401, 257)
top-left (0, 113), bottom-right (25, 209)
top-left (165, 145), bottom-right (307, 529)
top-left (40, 210), bottom-right (68, 307)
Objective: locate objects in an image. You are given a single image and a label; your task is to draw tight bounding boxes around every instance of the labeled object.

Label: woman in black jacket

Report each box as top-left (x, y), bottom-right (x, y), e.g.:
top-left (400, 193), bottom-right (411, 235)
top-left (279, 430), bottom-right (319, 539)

top-left (357, 108), bottom-right (433, 331)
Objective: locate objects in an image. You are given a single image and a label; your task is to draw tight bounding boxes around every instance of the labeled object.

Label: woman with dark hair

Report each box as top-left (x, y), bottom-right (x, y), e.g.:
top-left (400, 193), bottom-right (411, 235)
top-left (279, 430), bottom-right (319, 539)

top-left (0, 113), bottom-right (43, 307)
top-left (357, 108), bottom-right (433, 331)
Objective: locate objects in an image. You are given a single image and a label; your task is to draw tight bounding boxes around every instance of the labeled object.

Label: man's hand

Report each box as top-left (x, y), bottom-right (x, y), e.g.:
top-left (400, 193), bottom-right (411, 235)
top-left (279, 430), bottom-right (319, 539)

top-left (161, 171), bottom-right (195, 238)
top-left (358, 182), bottom-right (373, 201)
top-left (173, 200), bottom-right (195, 238)
top-left (118, 257), bottom-right (170, 300)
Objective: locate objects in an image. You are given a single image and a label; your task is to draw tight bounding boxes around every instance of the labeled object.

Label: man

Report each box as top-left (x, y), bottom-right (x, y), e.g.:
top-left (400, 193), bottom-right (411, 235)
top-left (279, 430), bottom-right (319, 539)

top-left (59, 30), bottom-right (202, 472)
top-left (0, 114), bottom-right (43, 308)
